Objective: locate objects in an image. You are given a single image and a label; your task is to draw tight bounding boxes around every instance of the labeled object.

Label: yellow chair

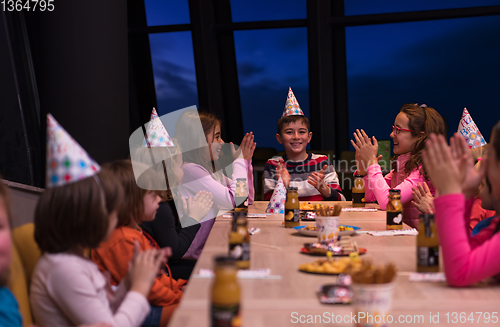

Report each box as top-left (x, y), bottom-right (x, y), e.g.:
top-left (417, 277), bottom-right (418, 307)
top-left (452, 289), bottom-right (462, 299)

top-left (7, 223), bottom-right (41, 327)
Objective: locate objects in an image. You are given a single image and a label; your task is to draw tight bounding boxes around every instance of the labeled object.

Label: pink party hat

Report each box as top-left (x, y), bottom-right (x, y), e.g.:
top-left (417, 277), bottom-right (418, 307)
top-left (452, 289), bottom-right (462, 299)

top-left (282, 87), bottom-right (304, 117)
top-left (143, 108), bottom-right (175, 147)
top-left (457, 108), bottom-right (487, 149)
top-left (46, 114), bottom-right (100, 188)
top-left (266, 177), bottom-right (287, 214)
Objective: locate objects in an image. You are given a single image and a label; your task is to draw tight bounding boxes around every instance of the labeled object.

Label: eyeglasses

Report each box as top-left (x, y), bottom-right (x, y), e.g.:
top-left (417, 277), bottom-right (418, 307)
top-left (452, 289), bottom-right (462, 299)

top-left (392, 125), bottom-right (414, 135)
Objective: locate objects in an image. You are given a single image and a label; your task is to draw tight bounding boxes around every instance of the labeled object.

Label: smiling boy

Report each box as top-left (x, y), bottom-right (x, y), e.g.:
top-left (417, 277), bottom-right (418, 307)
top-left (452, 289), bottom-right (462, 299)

top-left (263, 88), bottom-right (345, 201)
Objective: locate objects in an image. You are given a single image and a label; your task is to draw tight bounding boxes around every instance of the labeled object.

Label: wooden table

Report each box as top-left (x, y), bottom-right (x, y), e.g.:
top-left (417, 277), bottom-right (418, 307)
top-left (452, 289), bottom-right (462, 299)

top-left (169, 202), bottom-right (500, 327)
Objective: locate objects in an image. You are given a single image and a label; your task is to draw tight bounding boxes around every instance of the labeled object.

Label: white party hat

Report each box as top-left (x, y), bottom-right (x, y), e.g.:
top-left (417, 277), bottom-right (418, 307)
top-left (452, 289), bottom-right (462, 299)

top-left (46, 114), bottom-right (100, 187)
top-left (143, 108), bottom-right (175, 147)
top-left (457, 108), bottom-right (487, 149)
top-left (266, 177), bottom-right (287, 214)
top-left (282, 87), bottom-right (304, 117)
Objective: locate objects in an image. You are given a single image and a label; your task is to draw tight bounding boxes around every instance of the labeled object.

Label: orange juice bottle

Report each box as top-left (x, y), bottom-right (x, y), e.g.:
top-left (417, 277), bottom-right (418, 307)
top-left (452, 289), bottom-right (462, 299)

top-left (284, 187), bottom-right (300, 228)
top-left (352, 175), bottom-right (365, 207)
top-left (229, 211), bottom-right (250, 269)
top-left (211, 256), bottom-right (241, 327)
top-left (386, 189), bottom-right (403, 230)
top-left (417, 213), bottom-right (440, 272)
top-left (234, 178), bottom-right (249, 213)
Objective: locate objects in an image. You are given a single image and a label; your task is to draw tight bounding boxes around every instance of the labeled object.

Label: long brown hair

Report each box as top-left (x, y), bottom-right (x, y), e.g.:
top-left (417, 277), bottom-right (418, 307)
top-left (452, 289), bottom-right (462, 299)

top-left (104, 160), bottom-right (150, 227)
top-left (175, 109), bottom-right (224, 180)
top-left (399, 103), bottom-right (447, 178)
top-left (34, 169), bottom-right (123, 253)
top-left (489, 120), bottom-right (500, 235)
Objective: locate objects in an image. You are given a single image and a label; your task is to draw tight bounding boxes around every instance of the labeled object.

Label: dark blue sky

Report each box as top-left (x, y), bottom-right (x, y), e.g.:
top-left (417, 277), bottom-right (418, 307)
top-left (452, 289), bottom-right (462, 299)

top-left (144, 0), bottom-right (500, 153)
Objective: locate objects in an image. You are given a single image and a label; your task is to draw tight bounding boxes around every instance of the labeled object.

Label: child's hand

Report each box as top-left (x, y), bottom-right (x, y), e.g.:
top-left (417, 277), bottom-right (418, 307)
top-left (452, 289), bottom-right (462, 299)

top-left (351, 129), bottom-right (379, 174)
top-left (181, 190), bottom-right (214, 222)
top-left (450, 133), bottom-right (485, 199)
top-left (230, 132), bottom-right (256, 161)
top-left (307, 165), bottom-right (331, 197)
top-left (411, 182), bottom-right (435, 214)
top-left (423, 134), bottom-right (463, 196)
top-left (276, 158), bottom-right (291, 188)
top-left (128, 245), bottom-right (168, 297)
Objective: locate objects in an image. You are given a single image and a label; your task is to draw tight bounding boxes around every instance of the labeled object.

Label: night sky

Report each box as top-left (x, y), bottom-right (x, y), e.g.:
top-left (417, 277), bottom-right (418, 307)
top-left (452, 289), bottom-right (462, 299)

top-left (144, 0), bottom-right (500, 153)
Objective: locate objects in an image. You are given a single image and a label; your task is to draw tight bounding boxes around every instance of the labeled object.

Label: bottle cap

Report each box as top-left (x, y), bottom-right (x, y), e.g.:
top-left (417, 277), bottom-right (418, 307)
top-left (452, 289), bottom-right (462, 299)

top-left (389, 189), bottom-right (401, 194)
top-left (287, 187), bottom-right (298, 191)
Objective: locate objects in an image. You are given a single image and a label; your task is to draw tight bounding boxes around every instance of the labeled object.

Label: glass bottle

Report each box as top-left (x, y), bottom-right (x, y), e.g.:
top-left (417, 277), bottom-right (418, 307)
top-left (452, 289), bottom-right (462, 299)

top-left (386, 189), bottom-right (403, 230)
top-left (211, 256), bottom-right (241, 327)
top-left (228, 211), bottom-right (250, 269)
top-left (284, 187), bottom-right (300, 228)
top-left (352, 175), bottom-right (365, 208)
top-left (234, 178), bottom-right (249, 213)
top-left (417, 213), bottom-right (440, 272)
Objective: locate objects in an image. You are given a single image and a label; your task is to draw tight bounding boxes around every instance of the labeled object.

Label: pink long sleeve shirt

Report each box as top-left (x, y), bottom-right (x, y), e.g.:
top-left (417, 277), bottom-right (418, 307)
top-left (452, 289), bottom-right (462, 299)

top-left (178, 158), bottom-right (254, 259)
top-left (30, 253), bottom-right (150, 327)
top-left (364, 153), bottom-right (435, 228)
top-left (435, 194), bottom-right (500, 286)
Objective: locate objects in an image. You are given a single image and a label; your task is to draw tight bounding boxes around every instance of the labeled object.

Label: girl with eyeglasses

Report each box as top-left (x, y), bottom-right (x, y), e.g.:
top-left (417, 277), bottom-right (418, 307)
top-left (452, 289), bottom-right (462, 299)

top-left (351, 103), bottom-right (447, 228)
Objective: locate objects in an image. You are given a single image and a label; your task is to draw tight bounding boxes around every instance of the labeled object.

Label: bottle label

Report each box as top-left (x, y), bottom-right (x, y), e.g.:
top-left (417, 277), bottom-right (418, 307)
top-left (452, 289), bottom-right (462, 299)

top-left (284, 209), bottom-right (300, 222)
top-left (386, 211), bottom-right (403, 226)
top-left (235, 196), bottom-right (248, 210)
top-left (352, 192), bottom-right (364, 204)
top-left (212, 304), bottom-right (241, 327)
top-left (417, 246), bottom-right (439, 267)
top-left (229, 242), bottom-right (250, 261)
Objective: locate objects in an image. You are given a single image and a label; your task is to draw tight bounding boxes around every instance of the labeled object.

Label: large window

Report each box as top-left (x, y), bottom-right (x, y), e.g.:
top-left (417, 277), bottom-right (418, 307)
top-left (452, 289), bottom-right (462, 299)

top-left (344, 0), bottom-right (500, 16)
top-left (149, 32), bottom-right (198, 116)
top-left (144, 0), bottom-right (190, 26)
top-left (346, 15), bottom-right (500, 150)
top-left (230, 0), bottom-right (306, 22)
top-left (234, 28), bottom-right (309, 150)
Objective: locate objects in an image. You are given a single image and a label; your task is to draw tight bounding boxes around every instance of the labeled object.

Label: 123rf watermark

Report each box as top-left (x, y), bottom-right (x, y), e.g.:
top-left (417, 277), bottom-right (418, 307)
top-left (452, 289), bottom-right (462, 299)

top-left (1, 0), bottom-right (54, 11)
top-left (291, 312), bottom-right (499, 324)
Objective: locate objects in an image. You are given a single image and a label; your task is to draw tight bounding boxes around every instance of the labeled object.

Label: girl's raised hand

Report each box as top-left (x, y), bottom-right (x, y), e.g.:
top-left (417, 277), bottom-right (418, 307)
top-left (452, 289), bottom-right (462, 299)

top-left (411, 182), bottom-right (435, 214)
top-left (450, 133), bottom-right (485, 198)
top-left (351, 129), bottom-right (379, 174)
top-left (230, 132), bottom-right (256, 161)
top-left (182, 190), bottom-right (214, 222)
top-left (423, 134), bottom-right (462, 196)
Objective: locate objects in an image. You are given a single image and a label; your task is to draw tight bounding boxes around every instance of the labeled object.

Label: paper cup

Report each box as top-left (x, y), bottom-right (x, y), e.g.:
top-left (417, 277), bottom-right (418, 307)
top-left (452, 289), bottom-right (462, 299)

top-left (315, 216), bottom-right (339, 243)
top-left (352, 282), bottom-right (395, 327)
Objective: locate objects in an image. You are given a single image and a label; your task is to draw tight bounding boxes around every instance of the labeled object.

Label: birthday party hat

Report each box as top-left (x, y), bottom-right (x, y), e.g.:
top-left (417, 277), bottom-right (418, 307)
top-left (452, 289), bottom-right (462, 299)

top-left (282, 87), bottom-right (304, 117)
top-left (46, 114), bottom-right (100, 188)
top-left (457, 108), bottom-right (487, 149)
top-left (266, 177), bottom-right (287, 214)
top-left (143, 108), bottom-right (175, 147)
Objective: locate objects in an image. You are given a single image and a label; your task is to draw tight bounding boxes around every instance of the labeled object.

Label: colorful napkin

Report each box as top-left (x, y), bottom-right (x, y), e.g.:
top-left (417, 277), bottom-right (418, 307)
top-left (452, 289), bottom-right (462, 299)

top-left (457, 108), bottom-right (487, 149)
top-left (266, 177), bottom-right (287, 214)
top-left (143, 108), bottom-right (175, 147)
top-left (46, 114), bottom-right (100, 188)
top-left (282, 87), bottom-right (304, 117)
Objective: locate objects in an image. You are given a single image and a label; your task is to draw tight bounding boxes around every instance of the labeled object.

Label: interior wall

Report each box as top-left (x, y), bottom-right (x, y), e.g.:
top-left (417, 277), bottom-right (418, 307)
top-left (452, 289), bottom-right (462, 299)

top-left (24, 0), bottom-right (130, 178)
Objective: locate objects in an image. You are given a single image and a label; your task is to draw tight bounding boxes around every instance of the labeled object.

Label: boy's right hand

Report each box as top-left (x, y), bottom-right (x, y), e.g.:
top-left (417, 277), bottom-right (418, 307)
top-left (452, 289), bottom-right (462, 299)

top-left (128, 242), bottom-right (169, 297)
top-left (276, 158), bottom-right (291, 188)
top-left (182, 190), bottom-right (214, 221)
top-left (411, 182), bottom-right (435, 214)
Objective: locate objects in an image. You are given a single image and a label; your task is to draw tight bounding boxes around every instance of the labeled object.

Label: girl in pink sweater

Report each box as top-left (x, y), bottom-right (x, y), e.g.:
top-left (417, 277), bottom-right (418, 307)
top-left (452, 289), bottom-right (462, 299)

top-left (423, 120), bottom-right (500, 287)
top-left (174, 110), bottom-right (256, 259)
top-left (351, 103), bottom-right (447, 228)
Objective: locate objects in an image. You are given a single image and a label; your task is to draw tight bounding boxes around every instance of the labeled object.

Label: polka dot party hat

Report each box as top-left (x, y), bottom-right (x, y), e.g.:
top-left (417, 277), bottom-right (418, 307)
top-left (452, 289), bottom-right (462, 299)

top-left (46, 114), bottom-right (100, 188)
top-left (457, 108), bottom-right (487, 149)
top-left (282, 87), bottom-right (304, 117)
top-left (142, 108), bottom-right (175, 147)
top-left (266, 177), bottom-right (287, 214)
